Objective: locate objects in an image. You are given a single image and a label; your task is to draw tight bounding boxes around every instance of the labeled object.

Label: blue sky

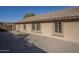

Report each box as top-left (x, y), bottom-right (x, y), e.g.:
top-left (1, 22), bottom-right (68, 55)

top-left (0, 6), bottom-right (75, 22)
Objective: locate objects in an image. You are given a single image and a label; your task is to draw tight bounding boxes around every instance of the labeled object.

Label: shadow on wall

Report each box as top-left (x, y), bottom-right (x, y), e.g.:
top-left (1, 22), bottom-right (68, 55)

top-left (0, 31), bottom-right (46, 53)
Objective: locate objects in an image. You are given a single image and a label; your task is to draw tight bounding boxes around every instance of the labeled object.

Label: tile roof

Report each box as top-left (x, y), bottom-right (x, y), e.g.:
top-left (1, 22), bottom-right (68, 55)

top-left (15, 7), bottom-right (79, 23)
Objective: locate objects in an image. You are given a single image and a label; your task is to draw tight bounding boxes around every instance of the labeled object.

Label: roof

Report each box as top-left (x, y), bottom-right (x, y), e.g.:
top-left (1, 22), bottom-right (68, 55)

top-left (15, 7), bottom-right (79, 24)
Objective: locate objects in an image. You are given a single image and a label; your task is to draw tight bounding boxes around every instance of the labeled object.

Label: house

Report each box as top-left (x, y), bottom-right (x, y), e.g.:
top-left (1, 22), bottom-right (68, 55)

top-left (0, 22), bottom-right (3, 30)
top-left (0, 22), bottom-right (3, 26)
top-left (0, 22), bottom-right (13, 31)
top-left (0, 22), bottom-right (3, 31)
top-left (14, 7), bottom-right (79, 43)
top-left (4, 23), bottom-right (13, 31)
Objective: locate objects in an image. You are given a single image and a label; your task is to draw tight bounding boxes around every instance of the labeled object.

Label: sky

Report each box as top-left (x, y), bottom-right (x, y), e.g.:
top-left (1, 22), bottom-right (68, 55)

top-left (0, 6), bottom-right (75, 22)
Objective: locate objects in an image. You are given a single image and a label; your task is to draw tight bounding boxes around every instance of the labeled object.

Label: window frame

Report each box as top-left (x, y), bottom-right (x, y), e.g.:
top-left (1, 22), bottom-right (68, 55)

top-left (23, 24), bottom-right (27, 30)
top-left (53, 22), bottom-right (64, 37)
top-left (36, 23), bottom-right (41, 31)
top-left (32, 22), bottom-right (41, 33)
top-left (54, 22), bottom-right (62, 33)
top-left (32, 23), bottom-right (36, 30)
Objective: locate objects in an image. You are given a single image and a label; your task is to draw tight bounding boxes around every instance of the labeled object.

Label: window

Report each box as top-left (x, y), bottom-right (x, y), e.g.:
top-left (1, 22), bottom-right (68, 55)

top-left (24, 24), bottom-right (26, 30)
top-left (32, 23), bottom-right (36, 30)
top-left (54, 22), bottom-right (62, 33)
top-left (37, 23), bottom-right (40, 30)
top-left (32, 23), bottom-right (40, 31)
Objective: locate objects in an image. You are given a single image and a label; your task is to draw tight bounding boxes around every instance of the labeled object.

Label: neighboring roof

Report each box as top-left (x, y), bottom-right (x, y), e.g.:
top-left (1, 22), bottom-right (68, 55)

top-left (15, 7), bottom-right (79, 24)
top-left (0, 22), bottom-right (12, 24)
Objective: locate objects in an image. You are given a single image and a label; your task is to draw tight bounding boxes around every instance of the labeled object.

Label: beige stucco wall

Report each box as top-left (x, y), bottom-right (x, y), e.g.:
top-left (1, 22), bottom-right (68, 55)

top-left (64, 22), bottom-right (79, 42)
top-left (40, 22), bottom-right (79, 42)
top-left (15, 24), bottom-right (19, 31)
top-left (15, 22), bottom-right (79, 42)
top-left (26, 24), bottom-right (32, 32)
top-left (15, 24), bottom-right (24, 31)
top-left (18, 24), bottom-right (23, 31)
top-left (41, 23), bottom-right (53, 36)
top-left (15, 24), bottom-right (32, 32)
top-left (15, 23), bottom-right (53, 36)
